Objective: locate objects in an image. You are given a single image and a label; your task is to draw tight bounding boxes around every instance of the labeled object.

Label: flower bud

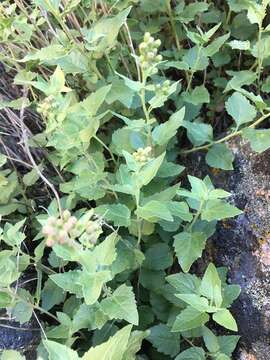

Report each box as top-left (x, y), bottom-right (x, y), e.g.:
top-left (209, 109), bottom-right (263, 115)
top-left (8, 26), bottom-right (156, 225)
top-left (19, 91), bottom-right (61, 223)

top-left (139, 42), bottom-right (147, 52)
top-left (46, 236), bottom-right (54, 247)
top-left (47, 216), bottom-right (56, 226)
top-left (156, 54), bottom-right (163, 62)
top-left (144, 32), bottom-right (151, 42)
top-left (63, 209), bottom-right (71, 221)
top-left (154, 39), bottom-right (161, 47)
top-left (147, 52), bottom-right (155, 60)
top-left (42, 225), bottom-right (54, 236)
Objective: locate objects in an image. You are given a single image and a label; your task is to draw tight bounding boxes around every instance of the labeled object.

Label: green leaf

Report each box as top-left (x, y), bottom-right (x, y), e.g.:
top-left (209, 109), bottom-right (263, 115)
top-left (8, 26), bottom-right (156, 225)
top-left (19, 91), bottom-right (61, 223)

top-left (137, 153), bottom-right (165, 187)
top-left (82, 325), bottom-right (132, 360)
top-left (206, 144), bottom-right (234, 170)
top-left (174, 232), bottom-right (207, 272)
top-left (93, 232), bottom-right (119, 266)
top-left (34, 0), bottom-right (60, 13)
top-left (166, 273), bottom-right (201, 294)
top-left (201, 199), bottom-right (242, 221)
top-left (225, 70), bottom-right (257, 92)
top-left (50, 270), bottom-right (83, 298)
top-left (152, 107), bottom-right (185, 145)
top-left (205, 33), bottom-right (230, 57)
top-left (81, 85), bottom-right (112, 116)
top-left (147, 324), bottom-right (180, 357)
top-left (80, 270), bottom-right (112, 305)
top-left (225, 92), bottom-right (257, 128)
top-left (41, 279), bottom-right (66, 311)
top-left (183, 86), bottom-right (210, 105)
top-left (1, 350), bottom-right (26, 360)
top-left (183, 46), bottom-right (209, 71)
top-left (202, 326), bottom-right (220, 353)
top-left (143, 243), bottom-right (173, 270)
top-left (182, 121), bottom-right (213, 146)
top-left (95, 204), bottom-right (131, 227)
top-left (200, 263), bottom-right (222, 307)
top-left (213, 309), bottom-right (238, 331)
top-left (228, 40), bottom-right (250, 50)
top-left (218, 335), bottom-right (240, 356)
top-left (172, 306), bottom-right (209, 332)
top-left (123, 330), bottom-right (149, 360)
top-left (12, 301), bottom-right (32, 324)
top-left (242, 128), bottom-right (270, 153)
top-left (87, 7), bottom-right (132, 54)
top-left (43, 339), bottom-right (79, 360)
top-left (136, 201), bottom-right (173, 222)
top-left (100, 284), bottom-right (138, 325)
top-left (176, 294), bottom-right (210, 312)
top-left (175, 347), bottom-right (206, 360)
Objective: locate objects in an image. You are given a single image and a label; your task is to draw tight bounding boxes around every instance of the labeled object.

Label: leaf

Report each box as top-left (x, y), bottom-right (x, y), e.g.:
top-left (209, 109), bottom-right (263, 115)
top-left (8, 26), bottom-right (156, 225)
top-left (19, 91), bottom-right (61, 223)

top-left (183, 86), bottom-right (210, 105)
top-left (176, 294), bottom-right (210, 312)
top-left (182, 121), bottom-right (213, 146)
top-left (166, 273), bottom-right (201, 294)
top-left (202, 326), bottom-right (220, 353)
top-left (23, 165), bottom-right (42, 186)
top-left (100, 284), bottom-right (138, 325)
top-left (50, 270), bottom-right (83, 298)
top-left (43, 340), bottom-right (79, 360)
top-left (213, 309), bottom-right (238, 331)
top-left (183, 46), bottom-right (209, 71)
top-left (34, 0), bottom-right (60, 13)
top-left (147, 324), bottom-right (180, 357)
top-left (175, 347), bottom-right (206, 360)
top-left (81, 85), bottom-right (112, 116)
top-left (242, 128), bottom-right (270, 153)
top-left (225, 92), bottom-right (257, 128)
top-left (88, 7), bottom-right (132, 54)
top-left (201, 199), bottom-right (242, 221)
top-left (199, 263), bottom-right (222, 307)
top-left (143, 243), bottom-right (173, 270)
top-left (41, 279), bottom-right (66, 311)
top-left (12, 301), bottom-right (33, 324)
top-left (206, 144), bottom-right (234, 170)
top-left (1, 350), bottom-right (26, 360)
top-left (152, 107), bottom-right (185, 145)
top-left (228, 40), bottom-right (250, 50)
top-left (80, 271), bottom-right (112, 305)
top-left (95, 204), bottom-right (131, 227)
top-left (225, 70), bottom-right (257, 92)
top-left (93, 232), bottom-right (119, 266)
top-left (205, 33), bottom-right (230, 57)
top-left (174, 232), bottom-right (207, 272)
top-left (82, 325), bottom-right (132, 360)
top-left (172, 306), bottom-right (209, 332)
top-left (137, 152), bottom-right (165, 187)
top-left (123, 330), bottom-right (149, 360)
top-left (218, 335), bottom-right (240, 356)
top-left (136, 201), bottom-right (173, 222)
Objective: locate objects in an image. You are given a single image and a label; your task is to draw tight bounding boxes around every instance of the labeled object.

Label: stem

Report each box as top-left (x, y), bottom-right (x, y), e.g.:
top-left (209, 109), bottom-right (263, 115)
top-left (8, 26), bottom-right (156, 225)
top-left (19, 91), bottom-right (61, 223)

top-left (166, 0), bottom-right (180, 50)
top-left (182, 111), bottom-right (270, 154)
top-left (139, 73), bottom-right (152, 146)
top-left (186, 45), bottom-right (203, 92)
top-left (188, 201), bottom-right (203, 231)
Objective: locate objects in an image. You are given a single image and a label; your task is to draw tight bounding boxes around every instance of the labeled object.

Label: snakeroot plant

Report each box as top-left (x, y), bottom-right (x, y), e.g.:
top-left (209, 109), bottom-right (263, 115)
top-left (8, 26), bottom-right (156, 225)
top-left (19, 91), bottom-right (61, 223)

top-left (0, 0), bottom-right (270, 359)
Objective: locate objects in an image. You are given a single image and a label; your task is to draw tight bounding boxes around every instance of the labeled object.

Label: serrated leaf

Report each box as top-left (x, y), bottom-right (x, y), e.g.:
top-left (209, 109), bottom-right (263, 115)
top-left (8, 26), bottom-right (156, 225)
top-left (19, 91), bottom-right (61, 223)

top-left (225, 92), bottom-right (257, 128)
top-left (202, 326), bottom-right (220, 353)
top-left (143, 243), bottom-right (173, 270)
top-left (147, 324), bottom-right (180, 357)
top-left (137, 153), bottom-right (165, 187)
top-left (206, 144), bottom-right (234, 170)
top-left (175, 347), bottom-right (206, 360)
top-left (43, 339), bottom-right (79, 360)
top-left (95, 203), bottom-right (131, 227)
top-left (172, 306), bottom-right (209, 332)
top-left (82, 325), bottom-right (132, 360)
top-left (242, 128), bottom-right (270, 153)
top-left (12, 301), bottom-right (32, 325)
top-left (201, 199), bottom-right (242, 221)
top-left (152, 107), bottom-right (185, 145)
top-left (136, 200), bottom-right (173, 222)
top-left (174, 232), bottom-right (207, 272)
top-left (100, 284), bottom-right (138, 325)
top-left (183, 86), bottom-right (210, 105)
top-left (200, 263), bottom-right (222, 307)
top-left (213, 309), bottom-right (238, 331)
top-left (182, 121), bottom-right (213, 146)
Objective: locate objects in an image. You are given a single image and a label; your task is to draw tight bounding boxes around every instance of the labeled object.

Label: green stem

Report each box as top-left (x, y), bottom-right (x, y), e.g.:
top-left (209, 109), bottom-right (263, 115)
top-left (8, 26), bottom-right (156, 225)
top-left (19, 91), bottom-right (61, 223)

top-left (186, 45), bottom-right (203, 92)
top-left (188, 201), bottom-right (203, 231)
top-left (166, 0), bottom-right (180, 50)
top-left (182, 111), bottom-right (270, 154)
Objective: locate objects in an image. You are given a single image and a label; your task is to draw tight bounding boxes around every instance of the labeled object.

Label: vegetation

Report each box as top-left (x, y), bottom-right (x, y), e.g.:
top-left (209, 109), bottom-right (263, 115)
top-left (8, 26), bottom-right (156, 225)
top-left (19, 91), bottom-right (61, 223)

top-left (0, 0), bottom-right (270, 359)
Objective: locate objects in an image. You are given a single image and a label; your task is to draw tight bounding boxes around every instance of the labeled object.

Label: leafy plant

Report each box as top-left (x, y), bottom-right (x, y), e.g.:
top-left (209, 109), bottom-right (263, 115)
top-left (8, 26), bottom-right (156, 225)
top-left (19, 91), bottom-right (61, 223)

top-left (0, 0), bottom-right (270, 358)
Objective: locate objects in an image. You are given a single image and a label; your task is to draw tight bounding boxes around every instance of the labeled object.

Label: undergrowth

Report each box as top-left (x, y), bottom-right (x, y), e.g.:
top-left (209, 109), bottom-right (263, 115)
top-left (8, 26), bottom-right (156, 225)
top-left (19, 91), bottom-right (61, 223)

top-left (0, 0), bottom-right (270, 359)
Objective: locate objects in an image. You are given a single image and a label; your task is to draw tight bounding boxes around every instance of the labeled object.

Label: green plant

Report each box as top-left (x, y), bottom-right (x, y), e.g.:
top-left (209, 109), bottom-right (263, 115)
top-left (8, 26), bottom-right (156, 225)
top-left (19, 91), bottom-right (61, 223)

top-left (0, 0), bottom-right (270, 359)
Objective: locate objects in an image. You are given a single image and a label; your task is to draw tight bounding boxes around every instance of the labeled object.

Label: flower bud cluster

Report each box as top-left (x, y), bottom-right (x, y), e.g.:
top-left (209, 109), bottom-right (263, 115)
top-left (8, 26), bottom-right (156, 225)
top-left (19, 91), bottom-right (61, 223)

top-left (155, 80), bottom-right (171, 96)
top-left (42, 210), bottom-right (102, 247)
top-left (133, 146), bottom-right (152, 164)
top-left (139, 32), bottom-right (162, 73)
top-left (42, 210), bottom-right (77, 247)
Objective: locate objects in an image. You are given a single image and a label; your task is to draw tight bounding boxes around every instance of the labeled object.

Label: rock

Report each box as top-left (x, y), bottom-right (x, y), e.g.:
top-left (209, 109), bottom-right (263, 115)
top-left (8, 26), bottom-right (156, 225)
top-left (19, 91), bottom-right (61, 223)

top-left (182, 137), bottom-right (270, 360)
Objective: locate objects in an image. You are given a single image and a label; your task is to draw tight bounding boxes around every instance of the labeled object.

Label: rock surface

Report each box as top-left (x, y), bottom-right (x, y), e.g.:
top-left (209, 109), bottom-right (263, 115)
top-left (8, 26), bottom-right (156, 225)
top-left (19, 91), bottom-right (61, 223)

top-left (183, 137), bottom-right (270, 360)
